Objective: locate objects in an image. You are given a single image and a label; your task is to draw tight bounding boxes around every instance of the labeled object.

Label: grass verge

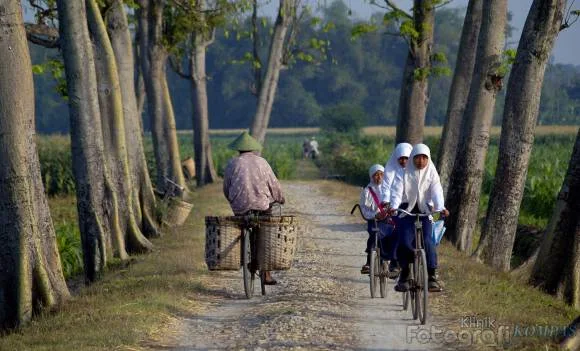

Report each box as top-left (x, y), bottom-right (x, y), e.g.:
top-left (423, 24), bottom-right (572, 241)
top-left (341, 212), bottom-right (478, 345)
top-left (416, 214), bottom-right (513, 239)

top-left (0, 184), bottom-right (232, 351)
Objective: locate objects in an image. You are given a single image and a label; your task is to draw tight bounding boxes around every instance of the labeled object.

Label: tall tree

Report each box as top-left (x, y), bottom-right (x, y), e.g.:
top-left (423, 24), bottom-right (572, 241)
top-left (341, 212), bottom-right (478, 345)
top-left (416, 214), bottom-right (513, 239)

top-left (138, 0), bottom-right (186, 191)
top-left (189, 0), bottom-right (219, 186)
top-left (445, 0), bottom-right (508, 252)
top-left (86, 0), bottom-right (156, 250)
top-left (475, 0), bottom-right (567, 270)
top-left (436, 0), bottom-right (483, 193)
top-left (0, 0), bottom-right (70, 328)
top-left (530, 128), bottom-right (580, 308)
top-left (389, 0), bottom-right (435, 144)
top-left (57, 0), bottom-right (150, 282)
top-left (104, 0), bottom-right (160, 236)
top-left (249, 0), bottom-right (296, 144)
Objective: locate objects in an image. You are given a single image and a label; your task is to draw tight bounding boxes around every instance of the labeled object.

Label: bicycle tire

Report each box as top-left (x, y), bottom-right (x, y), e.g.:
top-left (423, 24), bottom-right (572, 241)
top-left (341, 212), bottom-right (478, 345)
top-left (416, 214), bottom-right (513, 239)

top-left (260, 271), bottom-right (266, 296)
top-left (369, 250), bottom-right (378, 298)
top-left (417, 249), bottom-right (428, 325)
top-left (242, 230), bottom-right (254, 299)
top-left (410, 260), bottom-right (417, 320)
top-left (379, 260), bottom-right (387, 298)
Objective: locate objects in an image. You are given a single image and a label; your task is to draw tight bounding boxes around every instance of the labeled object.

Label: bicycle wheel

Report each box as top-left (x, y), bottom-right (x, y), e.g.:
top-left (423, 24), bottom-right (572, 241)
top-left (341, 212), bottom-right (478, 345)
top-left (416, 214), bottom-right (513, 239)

top-left (410, 262), bottom-right (418, 320)
top-left (379, 260), bottom-right (388, 298)
top-left (242, 230), bottom-right (254, 299)
top-left (260, 271), bottom-right (266, 296)
top-left (369, 250), bottom-right (378, 298)
top-left (416, 249), bottom-right (428, 325)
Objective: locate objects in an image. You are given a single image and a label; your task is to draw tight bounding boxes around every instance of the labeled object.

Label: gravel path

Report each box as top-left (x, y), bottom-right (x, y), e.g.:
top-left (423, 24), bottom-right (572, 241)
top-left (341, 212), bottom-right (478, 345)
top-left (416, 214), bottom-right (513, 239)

top-left (153, 181), bottom-right (439, 350)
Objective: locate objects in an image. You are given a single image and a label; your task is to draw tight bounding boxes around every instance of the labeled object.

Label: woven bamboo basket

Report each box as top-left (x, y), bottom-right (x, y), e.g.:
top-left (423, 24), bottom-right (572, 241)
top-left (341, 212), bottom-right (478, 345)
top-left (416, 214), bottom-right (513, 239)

top-left (257, 215), bottom-right (298, 271)
top-left (164, 197), bottom-right (193, 227)
top-left (205, 216), bottom-right (242, 270)
top-left (182, 157), bottom-right (196, 180)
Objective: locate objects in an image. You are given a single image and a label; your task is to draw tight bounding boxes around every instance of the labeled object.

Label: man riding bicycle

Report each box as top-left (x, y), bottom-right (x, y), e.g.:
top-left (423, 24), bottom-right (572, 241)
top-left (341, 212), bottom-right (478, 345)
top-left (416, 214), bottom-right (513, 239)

top-left (388, 144), bottom-right (449, 293)
top-left (223, 131), bottom-right (285, 285)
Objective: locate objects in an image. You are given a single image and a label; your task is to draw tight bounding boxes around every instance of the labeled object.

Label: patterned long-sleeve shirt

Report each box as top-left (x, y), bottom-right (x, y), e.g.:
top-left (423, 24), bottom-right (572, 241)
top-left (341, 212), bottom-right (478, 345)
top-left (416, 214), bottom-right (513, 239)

top-left (223, 152), bottom-right (285, 215)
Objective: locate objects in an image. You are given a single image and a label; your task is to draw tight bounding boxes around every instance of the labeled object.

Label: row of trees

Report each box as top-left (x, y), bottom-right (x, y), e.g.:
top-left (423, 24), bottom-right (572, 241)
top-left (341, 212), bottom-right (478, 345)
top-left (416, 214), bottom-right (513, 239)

top-left (0, 0), bottom-right (578, 331)
top-left (434, 0), bottom-right (580, 310)
top-left (31, 1), bottom-right (580, 134)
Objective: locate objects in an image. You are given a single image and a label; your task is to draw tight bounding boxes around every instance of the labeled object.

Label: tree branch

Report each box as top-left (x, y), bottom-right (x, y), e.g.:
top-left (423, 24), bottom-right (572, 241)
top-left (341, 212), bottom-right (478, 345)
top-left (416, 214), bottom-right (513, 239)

top-left (384, 0), bottom-right (412, 20)
top-left (168, 55), bottom-right (191, 80)
top-left (25, 23), bottom-right (60, 48)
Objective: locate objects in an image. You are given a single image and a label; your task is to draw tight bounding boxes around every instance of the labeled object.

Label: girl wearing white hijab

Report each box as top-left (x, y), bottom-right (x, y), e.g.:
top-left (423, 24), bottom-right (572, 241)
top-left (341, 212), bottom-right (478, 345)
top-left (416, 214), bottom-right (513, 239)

top-left (382, 142), bottom-right (413, 203)
top-left (389, 144), bottom-right (450, 292)
top-left (359, 164), bottom-right (396, 274)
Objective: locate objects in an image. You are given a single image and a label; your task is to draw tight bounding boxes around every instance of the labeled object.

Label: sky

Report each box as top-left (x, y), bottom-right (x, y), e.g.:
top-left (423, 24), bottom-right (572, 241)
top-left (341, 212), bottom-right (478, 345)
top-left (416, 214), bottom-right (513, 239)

top-left (344, 0), bottom-right (580, 65)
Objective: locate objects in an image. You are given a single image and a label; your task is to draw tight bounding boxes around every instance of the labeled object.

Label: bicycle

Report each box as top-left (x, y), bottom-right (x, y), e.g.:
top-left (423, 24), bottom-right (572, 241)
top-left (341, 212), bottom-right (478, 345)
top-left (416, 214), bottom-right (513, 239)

top-left (239, 204), bottom-right (283, 299)
top-left (350, 204), bottom-right (391, 299)
top-left (240, 212), bottom-right (266, 299)
top-left (392, 208), bottom-right (439, 325)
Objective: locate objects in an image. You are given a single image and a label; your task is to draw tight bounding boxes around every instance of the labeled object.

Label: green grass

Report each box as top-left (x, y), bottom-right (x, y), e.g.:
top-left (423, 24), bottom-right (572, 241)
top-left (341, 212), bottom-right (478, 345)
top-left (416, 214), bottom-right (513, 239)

top-left (432, 242), bottom-right (577, 350)
top-left (0, 183), bottom-right (233, 350)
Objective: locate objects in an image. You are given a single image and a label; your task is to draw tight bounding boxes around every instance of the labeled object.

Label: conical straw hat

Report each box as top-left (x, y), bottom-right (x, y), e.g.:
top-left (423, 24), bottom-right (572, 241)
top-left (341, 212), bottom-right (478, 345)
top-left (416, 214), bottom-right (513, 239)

top-left (228, 131), bottom-right (263, 152)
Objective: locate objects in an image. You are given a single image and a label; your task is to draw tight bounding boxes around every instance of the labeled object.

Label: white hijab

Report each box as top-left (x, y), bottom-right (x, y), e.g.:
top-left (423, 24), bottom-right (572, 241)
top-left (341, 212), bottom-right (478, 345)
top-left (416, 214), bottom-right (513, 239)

top-left (384, 143), bottom-right (412, 185)
top-left (402, 144), bottom-right (444, 213)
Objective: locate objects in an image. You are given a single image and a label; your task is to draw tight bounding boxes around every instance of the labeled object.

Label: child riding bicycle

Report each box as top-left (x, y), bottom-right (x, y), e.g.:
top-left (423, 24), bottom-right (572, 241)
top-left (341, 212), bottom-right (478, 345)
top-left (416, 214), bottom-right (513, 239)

top-left (359, 164), bottom-right (397, 275)
top-left (388, 144), bottom-right (449, 293)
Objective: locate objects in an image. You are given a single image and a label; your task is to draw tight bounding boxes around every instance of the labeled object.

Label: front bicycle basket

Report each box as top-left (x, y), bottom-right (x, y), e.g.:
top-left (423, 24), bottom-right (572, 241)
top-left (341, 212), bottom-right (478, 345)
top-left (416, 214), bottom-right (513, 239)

top-left (257, 215), bottom-right (299, 271)
top-left (205, 216), bottom-right (243, 270)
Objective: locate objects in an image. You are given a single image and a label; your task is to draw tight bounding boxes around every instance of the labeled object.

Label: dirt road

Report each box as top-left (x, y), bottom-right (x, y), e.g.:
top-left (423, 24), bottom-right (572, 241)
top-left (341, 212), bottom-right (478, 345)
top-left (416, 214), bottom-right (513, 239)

top-left (151, 181), bottom-right (440, 350)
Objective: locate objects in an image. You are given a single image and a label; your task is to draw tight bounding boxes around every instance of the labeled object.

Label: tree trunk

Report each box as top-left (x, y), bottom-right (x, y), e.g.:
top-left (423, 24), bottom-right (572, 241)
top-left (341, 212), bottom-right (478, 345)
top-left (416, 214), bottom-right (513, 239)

top-left (437, 0), bottom-right (483, 193)
top-left (530, 128), bottom-right (580, 308)
top-left (162, 75), bottom-right (186, 187)
top-left (0, 1), bottom-right (70, 328)
top-left (141, 0), bottom-right (185, 190)
top-left (475, 0), bottom-right (566, 270)
top-left (394, 0), bottom-right (435, 145)
top-left (105, 0), bottom-right (160, 237)
top-left (136, 4), bottom-right (148, 121)
top-left (190, 0), bottom-right (218, 186)
top-left (86, 0), bottom-right (155, 253)
top-left (249, 0), bottom-right (295, 144)
top-left (58, 0), bottom-right (131, 281)
top-left (445, 0), bottom-right (508, 252)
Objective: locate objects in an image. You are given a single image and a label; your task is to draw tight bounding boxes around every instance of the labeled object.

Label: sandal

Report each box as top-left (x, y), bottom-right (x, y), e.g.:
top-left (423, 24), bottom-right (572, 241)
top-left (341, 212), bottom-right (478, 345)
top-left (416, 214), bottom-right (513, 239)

top-left (360, 265), bottom-right (370, 274)
top-left (264, 279), bottom-right (278, 285)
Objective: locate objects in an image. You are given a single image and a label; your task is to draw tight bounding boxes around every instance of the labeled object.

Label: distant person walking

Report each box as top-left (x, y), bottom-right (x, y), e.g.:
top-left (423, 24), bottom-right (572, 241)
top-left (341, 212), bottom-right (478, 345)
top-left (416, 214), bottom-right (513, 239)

top-left (309, 137), bottom-right (319, 159)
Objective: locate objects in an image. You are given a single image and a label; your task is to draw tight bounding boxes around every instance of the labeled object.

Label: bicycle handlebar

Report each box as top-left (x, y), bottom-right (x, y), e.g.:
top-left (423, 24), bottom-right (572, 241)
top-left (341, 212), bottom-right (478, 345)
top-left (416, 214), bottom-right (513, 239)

top-left (394, 208), bottom-right (436, 217)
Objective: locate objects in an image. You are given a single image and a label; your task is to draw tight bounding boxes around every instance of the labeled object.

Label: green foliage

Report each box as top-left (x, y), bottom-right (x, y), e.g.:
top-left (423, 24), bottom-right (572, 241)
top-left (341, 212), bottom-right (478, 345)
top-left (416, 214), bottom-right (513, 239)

top-left (320, 104), bottom-right (366, 135)
top-left (321, 133), bottom-right (574, 227)
top-left (350, 23), bottom-right (378, 39)
top-left (55, 221), bottom-right (83, 278)
top-left (37, 137), bottom-right (76, 195)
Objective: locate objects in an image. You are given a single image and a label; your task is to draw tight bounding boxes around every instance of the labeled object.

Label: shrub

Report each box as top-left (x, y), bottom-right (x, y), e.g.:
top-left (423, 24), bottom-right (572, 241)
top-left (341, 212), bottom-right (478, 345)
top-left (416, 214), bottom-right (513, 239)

top-left (320, 104), bottom-right (366, 135)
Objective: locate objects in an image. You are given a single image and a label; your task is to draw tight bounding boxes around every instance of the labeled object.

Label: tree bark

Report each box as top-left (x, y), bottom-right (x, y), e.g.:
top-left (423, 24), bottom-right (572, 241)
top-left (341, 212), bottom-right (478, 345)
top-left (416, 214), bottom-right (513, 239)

top-left (530, 128), bottom-right (580, 308)
top-left (445, 0), bottom-right (508, 252)
top-left (105, 0), bottom-right (160, 237)
top-left (190, 0), bottom-right (218, 186)
top-left (249, 0), bottom-right (295, 144)
top-left (140, 0), bottom-right (185, 190)
top-left (162, 74), bottom-right (186, 187)
top-left (437, 0), bottom-right (483, 193)
top-left (0, 1), bottom-right (70, 328)
top-left (58, 0), bottom-right (132, 281)
top-left (394, 0), bottom-right (435, 145)
top-left (475, 0), bottom-right (566, 270)
top-left (86, 0), bottom-right (155, 253)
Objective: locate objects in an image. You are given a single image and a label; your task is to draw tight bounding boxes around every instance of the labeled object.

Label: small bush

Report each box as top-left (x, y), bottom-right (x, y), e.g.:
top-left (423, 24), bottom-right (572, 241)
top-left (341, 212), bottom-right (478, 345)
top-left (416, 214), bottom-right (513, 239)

top-left (320, 104), bottom-right (366, 135)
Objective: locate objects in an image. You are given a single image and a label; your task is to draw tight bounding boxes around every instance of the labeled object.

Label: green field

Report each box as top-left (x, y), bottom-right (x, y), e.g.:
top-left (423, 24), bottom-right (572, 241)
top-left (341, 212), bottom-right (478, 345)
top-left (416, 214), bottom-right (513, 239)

top-left (37, 128), bottom-right (576, 277)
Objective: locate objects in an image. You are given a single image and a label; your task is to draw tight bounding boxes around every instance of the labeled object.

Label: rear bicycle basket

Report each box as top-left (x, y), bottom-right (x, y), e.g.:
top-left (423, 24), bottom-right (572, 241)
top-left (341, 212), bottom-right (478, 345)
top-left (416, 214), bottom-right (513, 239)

top-left (205, 216), bottom-right (243, 270)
